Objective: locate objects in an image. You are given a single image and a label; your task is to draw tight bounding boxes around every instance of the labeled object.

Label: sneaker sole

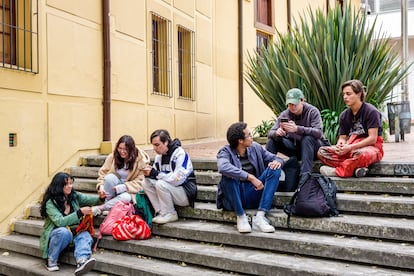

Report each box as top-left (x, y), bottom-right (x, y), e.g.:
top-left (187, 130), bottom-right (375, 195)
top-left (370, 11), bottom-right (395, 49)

top-left (45, 265), bottom-right (59, 272)
top-left (75, 258), bottom-right (96, 276)
top-left (355, 168), bottom-right (368, 178)
top-left (252, 224), bottom-right (275, 233)
top-left (153, 217), bottom-right (178, 224)
top-left (237, 228), bottom-right (252, 233)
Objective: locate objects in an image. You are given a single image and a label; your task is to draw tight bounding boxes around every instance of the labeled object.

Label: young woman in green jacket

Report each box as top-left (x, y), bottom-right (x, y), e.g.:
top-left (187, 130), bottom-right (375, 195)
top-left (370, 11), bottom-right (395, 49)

top-left (39, 172), bottom-right (105, 275)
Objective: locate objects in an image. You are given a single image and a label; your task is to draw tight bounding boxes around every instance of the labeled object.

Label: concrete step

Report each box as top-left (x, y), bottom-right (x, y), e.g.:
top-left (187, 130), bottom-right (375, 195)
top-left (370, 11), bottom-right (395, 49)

top-left (151, 220), bottom-right (414, 270)
top-left (4, 222), bottom-right (411, 276)
top-left (80, 155), bottom-right (219, 171)
top-left (196, 186), bottom-right (414, 217)
top-left (79, 155), bottom-right (414, 177)
top-left (28, 185), bottom-right (414, 220)
top-left (195, 171), bottom-right (414, 194)
top-left (73, 178), bottom-right (97, 192)
top-left (0, 249), bottom-right (110, 276)
top-left (14, 218), bottom-right (414, 271)
top-left (70, 166), bottom-right (99, 179)
top-left (70, 166), bottom-right (414, 196)
top-left (25, 202), bottom-right (414, 244)
top-left (0, 234), bottom-right (235, 276)
top-left (177, 202), bottom-right (414, 242)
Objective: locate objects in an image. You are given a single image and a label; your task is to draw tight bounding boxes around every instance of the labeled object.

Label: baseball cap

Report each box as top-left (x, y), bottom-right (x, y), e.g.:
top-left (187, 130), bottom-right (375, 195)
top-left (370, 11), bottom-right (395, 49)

top-left (286, 88), bottom-right (304, 105)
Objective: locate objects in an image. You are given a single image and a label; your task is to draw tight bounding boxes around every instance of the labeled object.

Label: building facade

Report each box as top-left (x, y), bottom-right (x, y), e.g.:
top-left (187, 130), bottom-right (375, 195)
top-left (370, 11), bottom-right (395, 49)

top-left (0, 0), bottom-right (345, 234)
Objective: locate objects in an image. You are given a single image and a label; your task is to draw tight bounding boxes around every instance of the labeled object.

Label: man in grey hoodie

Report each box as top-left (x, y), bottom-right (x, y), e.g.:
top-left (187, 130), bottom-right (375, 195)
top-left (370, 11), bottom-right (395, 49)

top-left (266, 88), bottom-right (329, 179)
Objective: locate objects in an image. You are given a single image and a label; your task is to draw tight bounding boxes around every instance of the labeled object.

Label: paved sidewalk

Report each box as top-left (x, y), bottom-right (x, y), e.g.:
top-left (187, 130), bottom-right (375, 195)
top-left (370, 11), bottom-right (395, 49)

top-left (168, 131), bottom-right (414, 162)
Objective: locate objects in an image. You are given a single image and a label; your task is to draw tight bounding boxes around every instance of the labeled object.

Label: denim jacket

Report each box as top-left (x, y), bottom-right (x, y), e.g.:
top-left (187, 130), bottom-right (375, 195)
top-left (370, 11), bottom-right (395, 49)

top-left (217, 142), bottom-right (284, 181)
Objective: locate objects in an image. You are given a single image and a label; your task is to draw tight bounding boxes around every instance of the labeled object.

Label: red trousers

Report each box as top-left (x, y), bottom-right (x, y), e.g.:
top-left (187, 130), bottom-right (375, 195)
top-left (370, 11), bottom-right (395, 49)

top-left (317, 135), bottom-right (384, 177)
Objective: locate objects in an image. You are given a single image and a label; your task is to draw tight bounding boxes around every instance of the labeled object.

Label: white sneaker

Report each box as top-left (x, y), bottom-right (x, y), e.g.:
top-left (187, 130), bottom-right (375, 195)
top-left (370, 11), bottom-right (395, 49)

top-left (355, 167), bottom-right (368, 178)
top-left (320, 166), bottom-right (336, 177)
top-left (252, 215), bottom-right (275, 233)
top-left (46, 259), bottom-right (59, 272)
top-left (152, 212), bottom-right (178, 224)
top-left (236, 214), bottom-right (251, 233)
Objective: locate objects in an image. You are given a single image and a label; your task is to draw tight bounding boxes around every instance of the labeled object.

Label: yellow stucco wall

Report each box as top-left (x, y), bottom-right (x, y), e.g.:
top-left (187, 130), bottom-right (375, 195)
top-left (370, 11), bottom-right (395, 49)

top-left (0, 0), bottom-right (351, 234)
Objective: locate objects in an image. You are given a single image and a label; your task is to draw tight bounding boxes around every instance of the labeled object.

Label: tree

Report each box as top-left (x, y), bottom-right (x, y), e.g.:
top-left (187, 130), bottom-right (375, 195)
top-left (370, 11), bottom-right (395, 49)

top-left (245, 4), bottom-right (412, 144)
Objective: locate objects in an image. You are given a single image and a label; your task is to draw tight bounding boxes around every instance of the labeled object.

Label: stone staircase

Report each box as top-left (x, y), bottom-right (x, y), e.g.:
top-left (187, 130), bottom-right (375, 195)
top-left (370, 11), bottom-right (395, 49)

top-left (1, 155), bottom-right (414, 275)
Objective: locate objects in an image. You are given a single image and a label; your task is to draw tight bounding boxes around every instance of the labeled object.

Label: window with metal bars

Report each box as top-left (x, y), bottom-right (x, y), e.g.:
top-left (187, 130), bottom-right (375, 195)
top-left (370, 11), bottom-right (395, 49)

top-left (256, 30), bottom-right (271, 53)
top-left (0, 0), bottom-right (38, 73)
top-left (255, 0), bottom-right (273, 51)
top-left (151, 13), bottom-right (171, 97)
top-left (177, 26), bottom-right (194, 100)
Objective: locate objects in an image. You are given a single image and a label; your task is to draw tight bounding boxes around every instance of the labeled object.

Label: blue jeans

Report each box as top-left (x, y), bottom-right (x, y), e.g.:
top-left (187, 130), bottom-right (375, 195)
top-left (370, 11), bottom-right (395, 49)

top-left (48, 227), bottom-right (93, 264)
top-left (219, 167), bottom-right (281, 216)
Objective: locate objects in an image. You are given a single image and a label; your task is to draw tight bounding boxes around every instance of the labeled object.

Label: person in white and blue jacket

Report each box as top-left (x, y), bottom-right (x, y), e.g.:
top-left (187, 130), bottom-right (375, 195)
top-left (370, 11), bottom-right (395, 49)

top-left (143, 129), bottom-right (197, 224)
top-left (217, 122), bottom-right (283, 233)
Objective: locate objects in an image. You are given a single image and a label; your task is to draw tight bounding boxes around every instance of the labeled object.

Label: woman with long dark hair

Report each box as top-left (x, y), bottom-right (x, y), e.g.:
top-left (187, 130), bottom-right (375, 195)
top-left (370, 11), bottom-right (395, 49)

top-left (40, 172), bottom-right (105, 274)
top-left (93, 135), bottom-right (150, 215)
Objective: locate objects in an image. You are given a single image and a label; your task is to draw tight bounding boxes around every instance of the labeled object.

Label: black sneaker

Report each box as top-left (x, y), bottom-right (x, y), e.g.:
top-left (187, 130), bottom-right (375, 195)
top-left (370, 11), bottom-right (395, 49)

top-left (355, 167), bottom-right (368, 178)
top-left (75, 257), bottom-right (96, 276)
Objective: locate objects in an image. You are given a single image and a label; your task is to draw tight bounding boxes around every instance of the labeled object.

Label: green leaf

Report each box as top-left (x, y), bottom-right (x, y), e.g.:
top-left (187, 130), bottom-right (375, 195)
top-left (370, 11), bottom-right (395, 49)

top-left (245, 4), bottom-right (412, 144)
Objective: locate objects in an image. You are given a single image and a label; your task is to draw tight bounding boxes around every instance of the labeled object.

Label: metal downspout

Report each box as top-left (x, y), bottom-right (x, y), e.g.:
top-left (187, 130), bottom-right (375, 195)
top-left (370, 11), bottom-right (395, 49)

top-left (287, 0), bottom-right (291, 32)
top-left (103, 0), bottom-right (111, 141)
top-left (238, 0), bottom-right (244, 122)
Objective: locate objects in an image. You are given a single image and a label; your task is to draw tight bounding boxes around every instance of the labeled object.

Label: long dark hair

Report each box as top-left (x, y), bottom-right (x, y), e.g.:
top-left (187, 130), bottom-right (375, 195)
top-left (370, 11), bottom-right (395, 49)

top-left (40, 172), bottom-right (75, 218)
top-left (114, 135), bottom-right (138, 170)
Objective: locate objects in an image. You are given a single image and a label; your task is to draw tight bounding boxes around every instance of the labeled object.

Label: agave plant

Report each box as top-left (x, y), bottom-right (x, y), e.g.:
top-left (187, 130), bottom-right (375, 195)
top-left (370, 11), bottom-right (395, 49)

top-left (245, 4), bottom-right (412, 144)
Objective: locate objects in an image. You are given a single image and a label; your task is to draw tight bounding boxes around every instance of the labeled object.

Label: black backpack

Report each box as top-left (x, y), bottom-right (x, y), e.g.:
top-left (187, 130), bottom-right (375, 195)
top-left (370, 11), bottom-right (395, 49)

top-left (283, 172), bottom-right (339, 227)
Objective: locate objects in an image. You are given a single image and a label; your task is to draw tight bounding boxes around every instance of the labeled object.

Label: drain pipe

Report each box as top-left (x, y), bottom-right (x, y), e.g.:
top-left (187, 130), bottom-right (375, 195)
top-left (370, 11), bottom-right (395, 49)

top-left (238, 0), bottom-right (244, 122)
top-left (101, 0), bottom-right (112, 153)
top-left (287, 0), bottom-right (291, 32)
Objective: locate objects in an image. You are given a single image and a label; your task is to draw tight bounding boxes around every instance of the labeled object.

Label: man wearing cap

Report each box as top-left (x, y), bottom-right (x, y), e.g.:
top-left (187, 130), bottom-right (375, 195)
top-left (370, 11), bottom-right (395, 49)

top-left (266, 88), bottom-right (328, 180)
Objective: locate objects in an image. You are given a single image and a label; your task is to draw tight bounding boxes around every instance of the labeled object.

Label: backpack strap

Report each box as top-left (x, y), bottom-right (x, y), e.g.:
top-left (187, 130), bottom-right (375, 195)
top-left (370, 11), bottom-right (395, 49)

top-left (283, 172), bottom-right (312, 227)
top-left (314, 174), bottom-right (339, 216)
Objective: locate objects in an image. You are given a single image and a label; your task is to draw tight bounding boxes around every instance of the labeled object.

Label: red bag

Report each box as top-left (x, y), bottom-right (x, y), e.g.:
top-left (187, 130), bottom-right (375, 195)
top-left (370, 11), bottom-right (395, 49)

top-left (112, 215), bottom-right (151, 240)
top-left (93, 201), bottom-right (135, 251)
top-left (75, 214), bottom-right (94, 236)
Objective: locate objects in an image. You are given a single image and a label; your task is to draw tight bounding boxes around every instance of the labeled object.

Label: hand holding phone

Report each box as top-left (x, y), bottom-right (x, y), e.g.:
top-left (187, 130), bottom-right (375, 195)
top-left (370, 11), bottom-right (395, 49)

top-left (280, 118), bottom-right (289, 123)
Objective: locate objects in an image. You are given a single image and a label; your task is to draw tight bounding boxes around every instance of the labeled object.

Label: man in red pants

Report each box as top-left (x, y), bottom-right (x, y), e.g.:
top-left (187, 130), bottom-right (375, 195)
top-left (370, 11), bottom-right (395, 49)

top-left (317, 80), bottom-right (384, 178)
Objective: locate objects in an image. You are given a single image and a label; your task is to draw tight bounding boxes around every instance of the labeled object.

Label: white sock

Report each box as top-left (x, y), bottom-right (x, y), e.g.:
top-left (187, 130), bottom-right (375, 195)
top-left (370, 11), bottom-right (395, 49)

top-left (256, 211), bottom-right (265, 217)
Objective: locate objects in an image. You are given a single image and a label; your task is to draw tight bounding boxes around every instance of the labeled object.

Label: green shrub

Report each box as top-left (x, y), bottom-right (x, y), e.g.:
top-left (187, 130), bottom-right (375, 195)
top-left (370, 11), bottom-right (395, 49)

top-left (245, 4), bottom-right (412, 145)
top-left (252, 120), bottom-right (275, 137)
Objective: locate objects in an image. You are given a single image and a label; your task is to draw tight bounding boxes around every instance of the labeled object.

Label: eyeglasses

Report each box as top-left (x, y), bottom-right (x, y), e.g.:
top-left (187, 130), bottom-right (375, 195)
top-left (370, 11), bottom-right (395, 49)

top-left (244, 133), bottom-right (253, 139)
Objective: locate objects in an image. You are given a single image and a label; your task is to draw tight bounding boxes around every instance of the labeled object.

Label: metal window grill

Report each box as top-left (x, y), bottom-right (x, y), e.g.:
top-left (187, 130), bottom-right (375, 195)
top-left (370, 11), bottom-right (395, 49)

top-left (178, 25), bottom-right (195, 101)
top-left (151, 13), bottom-right (172, 97)
top-left (0, 0), bottom-right (38, 73)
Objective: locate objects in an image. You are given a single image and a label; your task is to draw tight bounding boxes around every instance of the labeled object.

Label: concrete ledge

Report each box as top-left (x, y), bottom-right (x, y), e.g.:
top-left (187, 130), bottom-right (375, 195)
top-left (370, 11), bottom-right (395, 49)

top-left (152, 220), bottom-right (414, 270)
top-left (196, 186), bottom-right (414, 217)
top-left (11, 218), bottom-right (414, 272)
top-left (0, 249), bottom-right (107, 276)
top-left (369, 161), bottom-right (414, 176)
top-left (177, 203), bottom-right (414, 242)
top-left (0, 234), bottom-right (234, 276)
top-left (80, 154), bottom-right (414, 177)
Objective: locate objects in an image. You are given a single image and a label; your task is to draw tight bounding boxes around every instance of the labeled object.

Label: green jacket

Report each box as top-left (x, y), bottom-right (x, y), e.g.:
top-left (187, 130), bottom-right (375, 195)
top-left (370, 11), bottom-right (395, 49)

top-left (39, 192), bottom-right (101, 259)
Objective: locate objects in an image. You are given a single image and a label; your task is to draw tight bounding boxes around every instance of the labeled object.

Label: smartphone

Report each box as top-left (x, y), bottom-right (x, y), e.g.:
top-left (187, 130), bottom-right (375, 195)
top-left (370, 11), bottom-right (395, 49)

top-left (280, 118), bottom-right (289, 123)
